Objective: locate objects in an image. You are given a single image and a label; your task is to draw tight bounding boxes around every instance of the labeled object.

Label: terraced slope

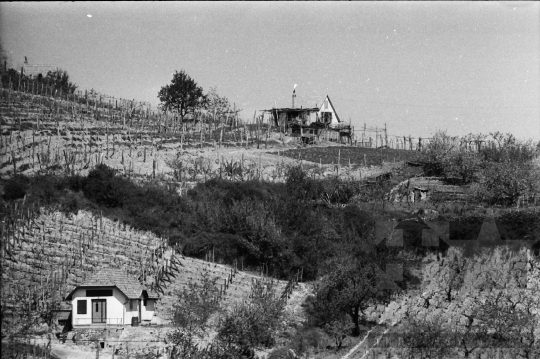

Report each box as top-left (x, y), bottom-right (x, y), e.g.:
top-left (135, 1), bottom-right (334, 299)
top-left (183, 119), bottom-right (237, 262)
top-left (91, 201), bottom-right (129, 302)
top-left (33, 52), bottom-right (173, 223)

top-left (0, 206), bottom-right (173, 333)
top-left (156, 255), bottom-right (288, 322)
top-left (1, 201), bottom-right (291, 335)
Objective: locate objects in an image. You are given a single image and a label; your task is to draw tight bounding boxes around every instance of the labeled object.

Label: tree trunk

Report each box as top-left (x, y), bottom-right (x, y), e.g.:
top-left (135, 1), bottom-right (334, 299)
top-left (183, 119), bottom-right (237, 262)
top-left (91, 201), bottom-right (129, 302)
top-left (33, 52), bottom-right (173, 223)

top-left (351, 306), bottom-right (360, 336)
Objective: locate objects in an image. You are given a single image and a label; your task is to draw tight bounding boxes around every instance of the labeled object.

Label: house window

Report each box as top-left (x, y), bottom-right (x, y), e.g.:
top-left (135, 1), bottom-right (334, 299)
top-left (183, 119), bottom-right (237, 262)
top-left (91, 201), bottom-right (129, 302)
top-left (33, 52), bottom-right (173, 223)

top-left (77, 300), bottom-right (87, 315)
top-left (130, 300), bottom-right (134, 311)
top-left (322, 112), bottom-right (332, 123)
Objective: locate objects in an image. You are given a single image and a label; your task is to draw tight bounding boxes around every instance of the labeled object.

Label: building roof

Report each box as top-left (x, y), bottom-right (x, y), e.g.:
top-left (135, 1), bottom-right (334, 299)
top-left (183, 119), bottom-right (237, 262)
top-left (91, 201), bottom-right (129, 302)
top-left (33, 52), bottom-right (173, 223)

top-left (260, 107), bottom-right (320, 113)
top-left (22, 64), bottom-right (57, 78)
top-left (66, 268), bottom-right (159, 300)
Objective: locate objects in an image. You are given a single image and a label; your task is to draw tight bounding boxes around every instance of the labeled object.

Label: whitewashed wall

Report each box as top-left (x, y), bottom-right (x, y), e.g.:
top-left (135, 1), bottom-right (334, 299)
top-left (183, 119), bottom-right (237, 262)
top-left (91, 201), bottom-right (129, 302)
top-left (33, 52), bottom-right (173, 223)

top-left (71, 287), bottom-right (126, 326)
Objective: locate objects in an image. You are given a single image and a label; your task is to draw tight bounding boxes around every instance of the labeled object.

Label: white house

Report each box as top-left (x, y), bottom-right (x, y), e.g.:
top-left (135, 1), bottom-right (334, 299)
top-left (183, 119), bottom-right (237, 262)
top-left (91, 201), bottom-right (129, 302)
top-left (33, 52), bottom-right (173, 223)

top-left (66, 268), bottom-right (159, 327)
top-left (318, 95), bottom-right (341, 128)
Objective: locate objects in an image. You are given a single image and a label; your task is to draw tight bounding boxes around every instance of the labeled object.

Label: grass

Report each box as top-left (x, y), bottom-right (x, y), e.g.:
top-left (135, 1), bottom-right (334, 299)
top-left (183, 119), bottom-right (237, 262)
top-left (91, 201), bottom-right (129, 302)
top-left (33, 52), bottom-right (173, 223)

top-left (274, 146), bottom-right (422, 168)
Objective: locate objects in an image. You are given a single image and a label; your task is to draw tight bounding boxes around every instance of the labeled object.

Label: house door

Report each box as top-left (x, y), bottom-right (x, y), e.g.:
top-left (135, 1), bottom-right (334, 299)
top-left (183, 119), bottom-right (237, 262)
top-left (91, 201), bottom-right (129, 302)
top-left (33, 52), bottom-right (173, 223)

top-left (91, 299), bottom-right (107, 324)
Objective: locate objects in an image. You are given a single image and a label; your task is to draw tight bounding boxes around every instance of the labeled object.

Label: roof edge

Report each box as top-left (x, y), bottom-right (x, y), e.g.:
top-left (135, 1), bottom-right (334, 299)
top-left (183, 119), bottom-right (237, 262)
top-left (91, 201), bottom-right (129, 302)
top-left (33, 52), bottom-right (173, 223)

top-left (65, 285), bottom-right (144, 301)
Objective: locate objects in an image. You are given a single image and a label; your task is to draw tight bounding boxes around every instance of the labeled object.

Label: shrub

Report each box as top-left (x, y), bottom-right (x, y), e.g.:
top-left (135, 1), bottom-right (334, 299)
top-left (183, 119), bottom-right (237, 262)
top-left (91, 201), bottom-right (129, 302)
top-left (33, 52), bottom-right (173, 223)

top-left (218, 278), bottom-right (285, 351)
top-left (481, 161), bottom-right (539, 205)
top-left (83, 164), bottom-right (134, 207)
top-left (480, 132), bottom-right (537, 164)
top-left (2, 175), bottom-right (30, 201)
top-left (286, 327), bottom-right (326, 356)
top-left (172, 270), bottom-right (221, 334)
top-left (59, 192), bottom-right (83, 215)
top-left (420, 131), bottom-right (456, 176)
top-left (443, 149), bottom-right (481, 184)
top-left (400, 315), bottom-right (455, 359)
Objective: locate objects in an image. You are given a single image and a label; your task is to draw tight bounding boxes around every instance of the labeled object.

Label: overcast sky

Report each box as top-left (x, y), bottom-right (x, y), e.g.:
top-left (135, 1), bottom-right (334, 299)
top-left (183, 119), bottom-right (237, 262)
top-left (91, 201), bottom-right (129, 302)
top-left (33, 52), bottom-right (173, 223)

top-left (1, 2), bottom-right (539, 141)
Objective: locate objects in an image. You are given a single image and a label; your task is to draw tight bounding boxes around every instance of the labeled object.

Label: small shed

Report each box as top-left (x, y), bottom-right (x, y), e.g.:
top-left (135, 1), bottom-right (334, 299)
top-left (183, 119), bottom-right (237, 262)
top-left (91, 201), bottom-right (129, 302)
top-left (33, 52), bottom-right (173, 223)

top-left (65, 268), bottom-right (159, 327)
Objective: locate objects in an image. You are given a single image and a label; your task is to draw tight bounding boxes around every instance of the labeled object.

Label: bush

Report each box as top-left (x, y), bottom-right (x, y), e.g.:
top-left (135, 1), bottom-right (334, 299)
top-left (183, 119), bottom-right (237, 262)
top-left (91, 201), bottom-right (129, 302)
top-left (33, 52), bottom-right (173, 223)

top-left (480, 132), bottom-right (537, 164)
top-left (285, 165), bottom-right (361, 204)
top-left (420, 131), bottom-right (456, 176)
top-left (2, 175), bottom-right (30, 201)
top-left (443, 149), bottom-right (481, 184)
top-left (285, 327), bottom-right (326, 356)
top-left (400, 315), bottom-right (455, 359)
top-left (59, 192), bottom-right (83, 215)
top-left (171, 270), bottom-right (221, 334)
top-left (481, 161), bottom-right (539, 205)
top-left (218, 278), bottom-right (285, 351)
top-left (83, 164), bottom-right (134, 207)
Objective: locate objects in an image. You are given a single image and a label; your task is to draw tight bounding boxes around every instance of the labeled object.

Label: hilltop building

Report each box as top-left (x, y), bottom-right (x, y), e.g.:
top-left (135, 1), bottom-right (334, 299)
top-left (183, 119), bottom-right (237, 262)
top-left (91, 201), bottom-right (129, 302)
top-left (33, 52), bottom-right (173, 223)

top-left (65, 268), bottom-right (159, 327)
top-left (260, 93), bottom-right (351, 144)
top-left (22, 57), bottom-right (57, 78)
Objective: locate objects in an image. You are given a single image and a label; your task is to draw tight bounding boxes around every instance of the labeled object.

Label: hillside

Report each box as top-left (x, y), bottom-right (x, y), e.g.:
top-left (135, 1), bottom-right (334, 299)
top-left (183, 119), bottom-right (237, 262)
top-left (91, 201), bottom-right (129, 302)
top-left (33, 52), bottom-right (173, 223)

top-left (1, 204), bottom-right (293, 357)
top-left (3, 86), bottom-right (540, 359)
top-left (1, 88), bottom-right (400, 188)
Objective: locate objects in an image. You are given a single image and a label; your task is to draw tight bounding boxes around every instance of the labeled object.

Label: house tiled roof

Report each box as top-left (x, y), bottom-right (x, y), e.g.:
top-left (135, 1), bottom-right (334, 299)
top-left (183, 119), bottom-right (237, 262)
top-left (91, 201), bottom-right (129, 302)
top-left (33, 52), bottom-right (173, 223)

top-left (67, 268), bottom-right (158, 300)
top-left (146, 289), bottom-right (160, 299)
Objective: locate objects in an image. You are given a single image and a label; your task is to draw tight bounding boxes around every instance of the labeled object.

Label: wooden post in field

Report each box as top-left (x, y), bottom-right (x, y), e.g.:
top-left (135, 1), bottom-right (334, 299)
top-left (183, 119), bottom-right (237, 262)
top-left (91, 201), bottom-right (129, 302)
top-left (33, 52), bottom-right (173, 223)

top-left (32, 130), bottom-right (35, 171)
top-left (11, 150), bottom-right (16, 175)
top-left (234, 103), bottom-right (237, 129)
top-left (253, 111), bottom-right (259, 148)
top-left (200, 115), bottom-right (203, 148)
top-left (266, 114), bottom-right (270, 149)
top-left (219, 125), bottom-right (223, 149)
top-left (363, 123), bottom-right (366, 147)
top-left (256, 111), bottom-right (261, 149)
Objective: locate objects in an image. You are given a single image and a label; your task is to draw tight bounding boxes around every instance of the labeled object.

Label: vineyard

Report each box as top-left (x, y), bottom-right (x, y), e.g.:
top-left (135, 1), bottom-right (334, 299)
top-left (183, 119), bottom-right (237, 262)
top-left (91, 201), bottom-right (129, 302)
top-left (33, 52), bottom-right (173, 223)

top-left (1, 203), bottom-right (171, 330)
top-left (1, 86), bottom-right (411, 202)
top-left (0, 87), bottom-right (308, 357)
top-left (0, 89), bottom-right (310, 186)
top-left (0, 199), bottom-right (293, 355)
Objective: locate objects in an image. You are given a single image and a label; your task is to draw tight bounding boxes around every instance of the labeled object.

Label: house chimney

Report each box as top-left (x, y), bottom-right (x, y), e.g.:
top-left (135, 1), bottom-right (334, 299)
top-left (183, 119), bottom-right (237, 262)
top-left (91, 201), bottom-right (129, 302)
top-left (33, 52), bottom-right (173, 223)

top-left (292, 84), bottom-right (297, 108)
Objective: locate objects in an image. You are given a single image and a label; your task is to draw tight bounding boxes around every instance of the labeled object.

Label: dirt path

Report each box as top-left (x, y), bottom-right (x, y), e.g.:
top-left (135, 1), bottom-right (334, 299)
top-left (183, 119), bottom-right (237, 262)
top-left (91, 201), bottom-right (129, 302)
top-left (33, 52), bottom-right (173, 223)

top-left (255, 283), bottom-right (313, 359)
top-left (340, 326), bottom-right (390, 359)
top-left (283, 282), bottom-right (312, 324)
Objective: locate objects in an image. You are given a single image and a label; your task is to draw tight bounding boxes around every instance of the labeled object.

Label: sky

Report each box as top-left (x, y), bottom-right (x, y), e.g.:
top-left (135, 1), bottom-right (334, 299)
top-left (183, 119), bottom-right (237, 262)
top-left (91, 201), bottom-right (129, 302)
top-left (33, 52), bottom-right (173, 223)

top-left (1, 2), bottom-right (539, 141)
